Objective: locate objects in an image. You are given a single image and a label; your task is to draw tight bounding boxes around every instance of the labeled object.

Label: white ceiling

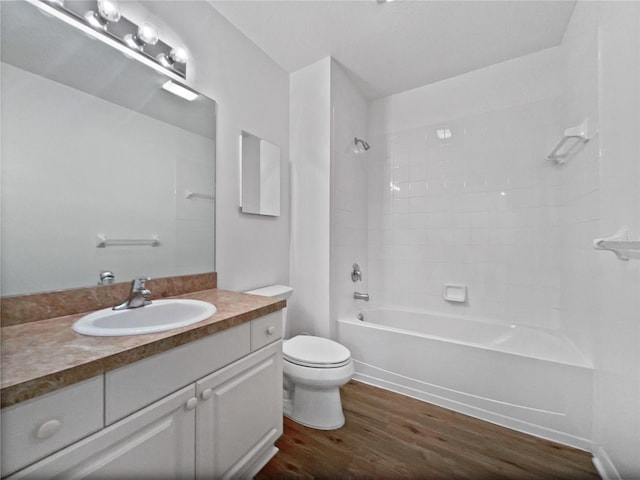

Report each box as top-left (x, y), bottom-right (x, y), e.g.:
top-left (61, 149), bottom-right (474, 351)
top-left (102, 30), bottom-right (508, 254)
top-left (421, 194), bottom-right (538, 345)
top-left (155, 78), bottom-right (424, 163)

top-left (209, 0), bottom-right (576, 99)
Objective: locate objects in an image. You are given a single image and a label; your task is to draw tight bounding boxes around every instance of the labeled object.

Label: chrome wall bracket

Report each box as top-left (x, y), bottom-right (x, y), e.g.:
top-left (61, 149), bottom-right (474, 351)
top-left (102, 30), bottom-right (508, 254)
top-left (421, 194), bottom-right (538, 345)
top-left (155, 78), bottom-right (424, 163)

top-left (351, 263), bottom-right (362, 282)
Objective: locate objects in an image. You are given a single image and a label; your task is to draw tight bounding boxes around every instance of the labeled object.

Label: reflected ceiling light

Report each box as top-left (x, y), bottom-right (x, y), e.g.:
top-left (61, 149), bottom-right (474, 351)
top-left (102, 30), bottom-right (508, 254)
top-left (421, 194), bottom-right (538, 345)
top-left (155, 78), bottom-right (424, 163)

top-left (45, 0), bottom-right (65, 7)
top-left (125, 22), bottom-right (159, 50)
top-left (85, 0), bottom-right (121, 30)
top-left (162, 80), bottom-right (198, 101)
top-left (436, 128), bottom-right (452, 140)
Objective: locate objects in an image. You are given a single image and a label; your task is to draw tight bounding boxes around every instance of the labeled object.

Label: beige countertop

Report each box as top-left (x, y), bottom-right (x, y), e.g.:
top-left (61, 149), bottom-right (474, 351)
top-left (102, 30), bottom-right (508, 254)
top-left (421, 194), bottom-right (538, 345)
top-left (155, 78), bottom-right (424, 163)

top-left (1, 289), bottom-right (285, 408)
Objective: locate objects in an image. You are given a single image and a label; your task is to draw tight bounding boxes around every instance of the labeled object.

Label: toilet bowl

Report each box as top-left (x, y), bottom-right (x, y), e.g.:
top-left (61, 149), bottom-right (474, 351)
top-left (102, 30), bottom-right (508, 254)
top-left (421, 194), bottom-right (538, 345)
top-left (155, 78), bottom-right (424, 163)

top-left (283, 335), bottom-right (355, 430)
top-left (245, 285), bottom-right (354, 430)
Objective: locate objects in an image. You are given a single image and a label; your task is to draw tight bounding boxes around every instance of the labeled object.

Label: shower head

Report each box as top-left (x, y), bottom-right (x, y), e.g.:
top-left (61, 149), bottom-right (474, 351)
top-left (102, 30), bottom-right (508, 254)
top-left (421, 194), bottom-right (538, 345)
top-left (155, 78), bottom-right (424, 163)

top-left (353, 137), bottom-right (370, 153)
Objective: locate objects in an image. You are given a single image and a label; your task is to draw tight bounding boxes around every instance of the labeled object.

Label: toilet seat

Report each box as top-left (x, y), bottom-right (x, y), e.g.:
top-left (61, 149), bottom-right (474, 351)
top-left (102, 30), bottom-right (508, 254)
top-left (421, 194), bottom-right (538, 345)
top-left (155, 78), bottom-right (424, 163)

top-left (284, 335), bottom-right (352, 368)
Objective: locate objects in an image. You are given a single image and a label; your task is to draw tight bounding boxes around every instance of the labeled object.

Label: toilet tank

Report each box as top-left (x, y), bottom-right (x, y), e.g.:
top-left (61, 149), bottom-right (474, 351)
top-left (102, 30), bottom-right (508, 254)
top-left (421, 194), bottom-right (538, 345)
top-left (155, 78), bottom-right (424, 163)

top-left (245, 285), bottom-right (293, 337)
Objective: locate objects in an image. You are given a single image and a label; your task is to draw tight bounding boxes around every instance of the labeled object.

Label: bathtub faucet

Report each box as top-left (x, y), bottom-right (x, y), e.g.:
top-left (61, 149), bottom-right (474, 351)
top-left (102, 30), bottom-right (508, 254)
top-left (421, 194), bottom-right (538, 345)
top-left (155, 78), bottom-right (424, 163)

top-left (354, 292), bottom-right (369, 301)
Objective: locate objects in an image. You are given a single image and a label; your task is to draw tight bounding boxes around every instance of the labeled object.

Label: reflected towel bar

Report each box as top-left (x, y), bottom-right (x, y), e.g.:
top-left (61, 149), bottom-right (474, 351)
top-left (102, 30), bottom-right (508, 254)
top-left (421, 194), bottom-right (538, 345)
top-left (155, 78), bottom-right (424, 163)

top-left (97, 234), bottom-right (160, 248)
top-left (185, 190), bottom-right (215, 201)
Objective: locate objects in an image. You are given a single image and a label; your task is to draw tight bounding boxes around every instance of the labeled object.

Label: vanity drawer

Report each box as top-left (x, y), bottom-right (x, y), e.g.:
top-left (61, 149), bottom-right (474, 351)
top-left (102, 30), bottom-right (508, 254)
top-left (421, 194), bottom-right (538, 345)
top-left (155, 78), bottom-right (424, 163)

top-left (250, 311), bottom-right (283, 351)
top-left (1, 375), bottom-right (104, 477)
top-left (105, 323), bottom-right (250, 425)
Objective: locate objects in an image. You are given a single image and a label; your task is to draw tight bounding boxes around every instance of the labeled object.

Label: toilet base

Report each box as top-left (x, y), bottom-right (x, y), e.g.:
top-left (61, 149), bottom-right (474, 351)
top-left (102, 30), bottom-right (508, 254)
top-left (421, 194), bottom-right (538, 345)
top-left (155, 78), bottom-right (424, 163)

top-left (285, 384), bottom-right (345, 430)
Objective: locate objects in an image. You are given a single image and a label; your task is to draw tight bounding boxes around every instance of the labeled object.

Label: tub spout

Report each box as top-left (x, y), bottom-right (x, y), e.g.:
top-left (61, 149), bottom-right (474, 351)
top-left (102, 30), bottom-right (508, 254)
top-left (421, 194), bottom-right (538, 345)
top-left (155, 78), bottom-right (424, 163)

top-left (354, 292), bottom-right (369, 301)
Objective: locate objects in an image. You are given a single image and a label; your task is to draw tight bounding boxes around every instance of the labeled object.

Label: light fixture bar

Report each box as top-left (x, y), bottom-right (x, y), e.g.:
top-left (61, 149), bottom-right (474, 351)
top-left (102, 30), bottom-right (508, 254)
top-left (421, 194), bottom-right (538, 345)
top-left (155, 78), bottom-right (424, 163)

top-left (27, 0), bottom-right (188, 80)
top-left (162, 80), bottom-right (198, 101)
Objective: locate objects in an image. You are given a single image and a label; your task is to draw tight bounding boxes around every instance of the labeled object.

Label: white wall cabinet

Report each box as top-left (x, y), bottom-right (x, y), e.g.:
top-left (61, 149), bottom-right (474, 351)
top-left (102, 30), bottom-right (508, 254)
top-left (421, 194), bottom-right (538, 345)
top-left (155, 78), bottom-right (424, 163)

top-left (4, 312), bottom-right (283, 479)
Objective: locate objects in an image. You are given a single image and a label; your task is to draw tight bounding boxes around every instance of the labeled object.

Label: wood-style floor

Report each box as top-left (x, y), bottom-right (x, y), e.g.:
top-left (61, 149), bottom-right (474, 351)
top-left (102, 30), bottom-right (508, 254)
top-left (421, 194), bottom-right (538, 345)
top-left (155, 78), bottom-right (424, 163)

top-left (257, 381), bottom-right (599, 479)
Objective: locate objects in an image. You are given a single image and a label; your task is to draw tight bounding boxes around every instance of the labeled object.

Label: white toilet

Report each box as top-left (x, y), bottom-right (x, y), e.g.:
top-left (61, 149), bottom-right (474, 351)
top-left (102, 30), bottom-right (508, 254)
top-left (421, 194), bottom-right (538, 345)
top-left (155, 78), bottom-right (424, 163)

top-left (245, 285), bottom-right (354, 430)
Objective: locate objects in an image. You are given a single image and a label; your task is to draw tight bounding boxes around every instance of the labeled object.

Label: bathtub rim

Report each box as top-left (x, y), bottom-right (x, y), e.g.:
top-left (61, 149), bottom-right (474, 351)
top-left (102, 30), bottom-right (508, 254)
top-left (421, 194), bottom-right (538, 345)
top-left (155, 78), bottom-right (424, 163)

top-left (338, 308), bottom-right (593, 369)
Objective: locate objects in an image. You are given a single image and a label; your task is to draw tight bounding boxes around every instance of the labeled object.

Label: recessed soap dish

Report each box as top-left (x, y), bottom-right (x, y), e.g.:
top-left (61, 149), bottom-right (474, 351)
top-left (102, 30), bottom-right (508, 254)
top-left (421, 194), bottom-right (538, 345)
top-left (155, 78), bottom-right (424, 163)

top-left (444, 283), bottom-right (467, 303)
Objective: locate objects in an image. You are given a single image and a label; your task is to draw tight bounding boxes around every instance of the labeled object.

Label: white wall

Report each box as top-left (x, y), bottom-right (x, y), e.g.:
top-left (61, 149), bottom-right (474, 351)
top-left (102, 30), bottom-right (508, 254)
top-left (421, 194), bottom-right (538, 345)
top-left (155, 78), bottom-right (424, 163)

top-left (560, 2), bottom-right (640, 477)
top-left (367, 48), bottom-right (565, 327)
top-left (288, 58), bottom-right (369, 339)
top-left (329, 60), bottom-right (369, 338)
top-left (140, 1), bottom-right (291, 292)
top-left (289, 58), bottom-right (332, 337)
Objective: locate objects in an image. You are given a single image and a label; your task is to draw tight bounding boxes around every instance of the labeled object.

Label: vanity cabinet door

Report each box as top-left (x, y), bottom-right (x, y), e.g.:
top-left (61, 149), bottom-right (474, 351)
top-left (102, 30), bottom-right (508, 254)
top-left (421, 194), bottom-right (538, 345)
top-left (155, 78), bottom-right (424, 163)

top-left (1, 376), bottom-right (104, 477)
top-left (7, 385), bottom-right (197, 479)
top-left (195, 341), bottom-right (283, 479)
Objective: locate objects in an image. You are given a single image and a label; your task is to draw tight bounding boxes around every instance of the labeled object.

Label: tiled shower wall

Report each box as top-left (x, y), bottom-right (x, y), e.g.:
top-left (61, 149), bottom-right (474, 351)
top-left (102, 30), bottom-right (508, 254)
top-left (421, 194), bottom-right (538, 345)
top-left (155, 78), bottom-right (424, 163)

top-left (367, 48), bottom-right (566, 329)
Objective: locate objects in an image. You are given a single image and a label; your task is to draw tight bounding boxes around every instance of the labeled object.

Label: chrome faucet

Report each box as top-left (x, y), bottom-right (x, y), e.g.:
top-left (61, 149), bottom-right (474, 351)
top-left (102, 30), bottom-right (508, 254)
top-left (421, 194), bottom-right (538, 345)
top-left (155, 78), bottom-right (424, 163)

top-left (354, 292), bottom-right (369, 301)
top-left (113, 277), bottom-right (152, 310)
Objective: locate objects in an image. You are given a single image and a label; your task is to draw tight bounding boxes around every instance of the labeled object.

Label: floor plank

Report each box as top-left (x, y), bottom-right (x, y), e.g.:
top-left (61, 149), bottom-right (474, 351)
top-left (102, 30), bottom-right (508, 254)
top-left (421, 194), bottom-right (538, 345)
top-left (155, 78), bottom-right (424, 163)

top-left (256, 381), bottom-right (599, 480)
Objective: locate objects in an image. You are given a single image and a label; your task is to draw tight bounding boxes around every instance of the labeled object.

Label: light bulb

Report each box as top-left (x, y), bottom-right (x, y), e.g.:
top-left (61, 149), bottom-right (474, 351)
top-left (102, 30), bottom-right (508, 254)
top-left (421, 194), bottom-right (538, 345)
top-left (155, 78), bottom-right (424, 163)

top-left (158, 46), bottom-right (189, 69)
top-left (125, 22), bottom-right (159, 50)
top-left (85, 0), bottom-right (121, 29)
top-left (97, 0), bottom-right (121, 22)
top-left (137, 22), bottom-right (159, 45)
top-left (169, 46), bottom-right (188, 64)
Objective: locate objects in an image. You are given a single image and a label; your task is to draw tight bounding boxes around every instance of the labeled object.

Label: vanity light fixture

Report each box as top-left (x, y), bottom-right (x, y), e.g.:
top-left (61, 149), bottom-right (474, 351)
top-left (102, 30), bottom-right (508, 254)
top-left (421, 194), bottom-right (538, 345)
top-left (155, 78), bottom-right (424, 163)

top-left (84, 0), bottom-right (121, 30)
top-left (124, 22), bottom-right (159, 50)
top-left (162, 80), bottom-right (198, 101)
top-left (29, 0), bottom-right (189, 80)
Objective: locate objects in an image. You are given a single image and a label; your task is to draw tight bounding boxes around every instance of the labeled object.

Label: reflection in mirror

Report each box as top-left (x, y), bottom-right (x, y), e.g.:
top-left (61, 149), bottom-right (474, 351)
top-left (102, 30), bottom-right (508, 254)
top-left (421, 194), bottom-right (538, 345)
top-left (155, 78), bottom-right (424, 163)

top-left (0, 1), bottom-right (217, 296)
top-left (240, 131), bottom-right (281, 217)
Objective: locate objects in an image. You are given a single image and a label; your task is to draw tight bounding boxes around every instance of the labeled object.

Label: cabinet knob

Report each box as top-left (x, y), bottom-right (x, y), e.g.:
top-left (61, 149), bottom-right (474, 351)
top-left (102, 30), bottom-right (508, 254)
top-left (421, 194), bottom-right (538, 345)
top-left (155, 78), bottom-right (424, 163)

top-left (266, 326), bottom-right (275, 335)
top-left (201, 388), bottom-right (213, 401)
top-left (35, 419), bottom-right (62, 439)
top-left (185, 397), bottom-right (198, 410)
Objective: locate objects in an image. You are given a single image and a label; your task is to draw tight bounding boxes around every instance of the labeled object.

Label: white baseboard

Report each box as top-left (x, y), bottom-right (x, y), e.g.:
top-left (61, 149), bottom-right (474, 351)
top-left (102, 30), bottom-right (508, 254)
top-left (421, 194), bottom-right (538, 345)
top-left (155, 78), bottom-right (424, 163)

top-left (592, 446), bottom-right (621, 480)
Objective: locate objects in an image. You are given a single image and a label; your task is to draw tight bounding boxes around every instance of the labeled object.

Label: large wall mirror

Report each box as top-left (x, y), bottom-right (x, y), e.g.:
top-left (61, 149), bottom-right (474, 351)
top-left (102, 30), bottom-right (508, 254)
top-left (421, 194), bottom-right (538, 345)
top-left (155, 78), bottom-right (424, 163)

top-left (240, 131), bottom-right (281, 217)
top-left (0, 1), bottom-right (217, 296)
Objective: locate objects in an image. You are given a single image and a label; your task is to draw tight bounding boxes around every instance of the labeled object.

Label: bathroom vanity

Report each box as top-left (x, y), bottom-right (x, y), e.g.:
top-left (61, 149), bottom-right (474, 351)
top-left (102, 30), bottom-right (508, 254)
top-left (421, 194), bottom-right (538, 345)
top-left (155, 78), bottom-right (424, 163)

top-left (0, 285), bottom-right (284, 479)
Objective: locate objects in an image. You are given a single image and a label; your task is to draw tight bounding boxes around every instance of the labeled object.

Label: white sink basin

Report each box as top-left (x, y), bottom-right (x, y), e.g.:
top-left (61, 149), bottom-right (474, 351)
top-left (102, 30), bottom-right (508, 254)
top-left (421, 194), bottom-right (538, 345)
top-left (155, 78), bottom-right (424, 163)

top-left (72, 299), bottom-right (217, 336)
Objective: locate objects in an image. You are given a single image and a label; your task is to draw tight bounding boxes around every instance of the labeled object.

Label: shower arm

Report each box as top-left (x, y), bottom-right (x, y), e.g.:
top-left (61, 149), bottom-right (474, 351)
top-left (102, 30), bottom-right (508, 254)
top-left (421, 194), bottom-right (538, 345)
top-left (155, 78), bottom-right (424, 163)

top-left (354, 137), bottom-right (370, 151)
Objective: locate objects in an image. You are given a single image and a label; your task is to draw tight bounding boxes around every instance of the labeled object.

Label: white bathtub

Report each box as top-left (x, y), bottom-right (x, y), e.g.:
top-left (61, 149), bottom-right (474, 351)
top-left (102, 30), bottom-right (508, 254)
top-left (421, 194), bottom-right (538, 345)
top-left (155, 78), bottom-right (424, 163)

top-left (337, 308), bottom-right (593, 450)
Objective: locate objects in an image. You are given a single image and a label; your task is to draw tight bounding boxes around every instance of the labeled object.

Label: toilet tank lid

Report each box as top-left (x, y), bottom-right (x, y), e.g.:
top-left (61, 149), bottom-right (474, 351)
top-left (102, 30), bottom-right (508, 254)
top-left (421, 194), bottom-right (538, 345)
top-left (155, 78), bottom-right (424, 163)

top-left (244, 285), bottom-right (293, 299)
